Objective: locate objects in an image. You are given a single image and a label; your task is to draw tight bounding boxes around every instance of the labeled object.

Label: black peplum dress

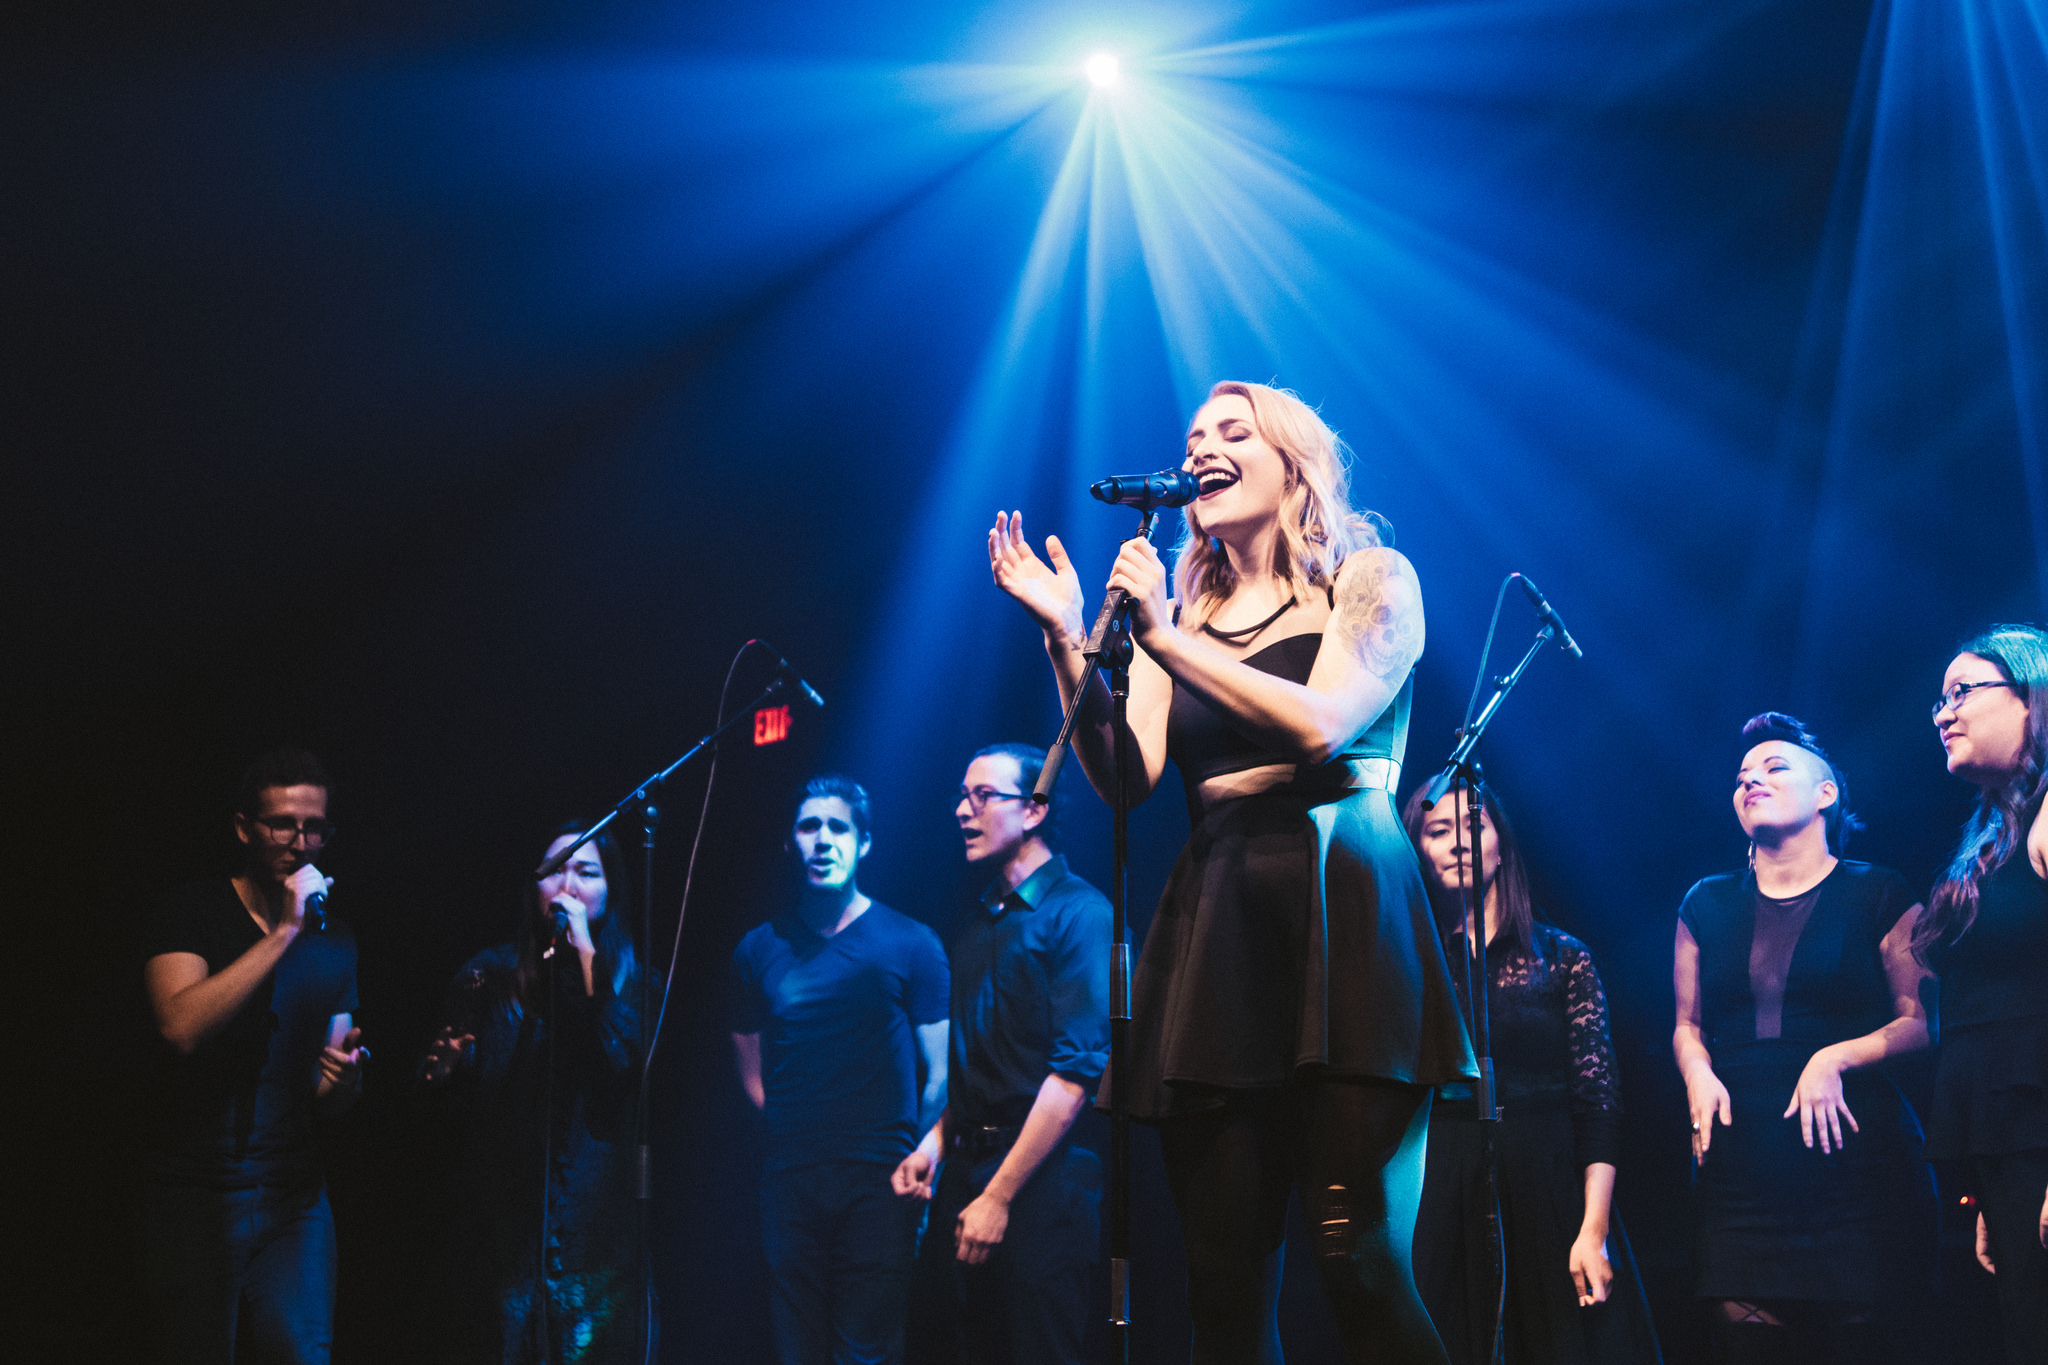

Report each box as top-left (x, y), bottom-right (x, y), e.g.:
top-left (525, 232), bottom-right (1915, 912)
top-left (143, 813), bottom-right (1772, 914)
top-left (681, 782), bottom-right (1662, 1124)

top-left (1678, 861), bottom-right (1936, 1303)
top-left (1124, 633), bottom-right (1475, 1120)
top-left (1414, 924), bottom-right (1662, 1365)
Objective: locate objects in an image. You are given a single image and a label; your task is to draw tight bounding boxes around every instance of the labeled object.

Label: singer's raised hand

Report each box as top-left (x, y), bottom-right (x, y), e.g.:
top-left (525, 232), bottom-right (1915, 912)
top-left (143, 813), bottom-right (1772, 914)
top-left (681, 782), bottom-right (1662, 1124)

top-left (551, 894), bottom-right (596, 954)
top-left (282, 864), bottom-right (332, 934)
top-left (1106, 535), bottom-right (1173, 645)
top-left (989, 510), bottom-right (1086, 647)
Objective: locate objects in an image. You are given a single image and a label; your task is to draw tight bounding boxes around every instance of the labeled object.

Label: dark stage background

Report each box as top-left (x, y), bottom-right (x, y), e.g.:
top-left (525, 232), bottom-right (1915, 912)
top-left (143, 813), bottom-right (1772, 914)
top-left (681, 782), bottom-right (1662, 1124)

top-left (9, 0), bottom-right (2043, 1360)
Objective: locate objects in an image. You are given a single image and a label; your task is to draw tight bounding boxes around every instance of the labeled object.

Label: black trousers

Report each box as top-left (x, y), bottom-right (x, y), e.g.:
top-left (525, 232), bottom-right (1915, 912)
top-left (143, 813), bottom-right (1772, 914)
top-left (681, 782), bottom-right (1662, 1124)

top-left (1974, 1149), bottom-right (2048, 1365)
top-left (761, 1160), bottom-right (921, 1365)
top-left (1157, 1076), bottom-right (1446, 1365)
top-left (138, 1180), bottom-right (336, 1365)
top-left (905, 1140), bottom-right (1102, 1365)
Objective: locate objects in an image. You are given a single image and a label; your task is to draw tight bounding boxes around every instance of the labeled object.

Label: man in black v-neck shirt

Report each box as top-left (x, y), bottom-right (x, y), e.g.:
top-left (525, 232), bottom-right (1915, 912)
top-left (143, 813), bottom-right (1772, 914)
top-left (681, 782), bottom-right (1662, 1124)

top-left (139, 749), bottom-right (367, 1364)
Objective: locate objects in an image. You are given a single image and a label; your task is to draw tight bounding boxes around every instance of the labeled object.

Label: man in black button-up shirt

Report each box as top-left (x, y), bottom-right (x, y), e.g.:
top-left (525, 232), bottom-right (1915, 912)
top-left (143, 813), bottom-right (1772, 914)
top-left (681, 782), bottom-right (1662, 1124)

top-left (895, 742), bottom-right (1111, 1365)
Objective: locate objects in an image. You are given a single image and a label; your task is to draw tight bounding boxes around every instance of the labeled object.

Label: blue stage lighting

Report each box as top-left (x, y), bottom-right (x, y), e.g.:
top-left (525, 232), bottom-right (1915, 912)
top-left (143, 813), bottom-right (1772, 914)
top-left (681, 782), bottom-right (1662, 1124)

top-left (1085, 52), bottom-right (1121, 89)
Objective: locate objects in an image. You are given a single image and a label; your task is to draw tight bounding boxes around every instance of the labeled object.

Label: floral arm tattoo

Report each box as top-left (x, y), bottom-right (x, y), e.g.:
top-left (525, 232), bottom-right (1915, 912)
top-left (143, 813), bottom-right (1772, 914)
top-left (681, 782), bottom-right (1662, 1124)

top-left (1329, 551), bottom-right (1423, 681)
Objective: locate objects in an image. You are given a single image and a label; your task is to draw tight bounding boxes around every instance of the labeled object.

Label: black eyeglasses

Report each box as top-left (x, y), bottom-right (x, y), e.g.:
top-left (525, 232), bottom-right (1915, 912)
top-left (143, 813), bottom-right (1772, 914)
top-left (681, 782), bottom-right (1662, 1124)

top-left (956, 786), bottom-right (1031, 814)
top-left (248, 816), bottom-right (336, 846)
top-left (1932, 679), bottom-right (2016, 722)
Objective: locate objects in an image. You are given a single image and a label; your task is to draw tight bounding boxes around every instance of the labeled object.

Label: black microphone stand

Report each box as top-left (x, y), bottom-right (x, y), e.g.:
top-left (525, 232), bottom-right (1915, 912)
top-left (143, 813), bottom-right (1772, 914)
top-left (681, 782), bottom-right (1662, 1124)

top-left (1419, 616), bottom-right (1566, 1365)
top-left (536, 670), bottom-right (808, 1364)
top-left (1032, 506), bottom-right (1160, 1365)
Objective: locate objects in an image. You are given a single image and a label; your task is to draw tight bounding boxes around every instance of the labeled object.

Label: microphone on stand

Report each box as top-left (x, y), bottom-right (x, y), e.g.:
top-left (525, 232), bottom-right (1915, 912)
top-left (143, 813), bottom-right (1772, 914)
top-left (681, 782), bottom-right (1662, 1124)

top-left (1090, 469), bottom-right (1200, 511)
top-left (1514, 574), bottom-right (1584, 659)
top-left (756, 643), bottom-right (826, 708)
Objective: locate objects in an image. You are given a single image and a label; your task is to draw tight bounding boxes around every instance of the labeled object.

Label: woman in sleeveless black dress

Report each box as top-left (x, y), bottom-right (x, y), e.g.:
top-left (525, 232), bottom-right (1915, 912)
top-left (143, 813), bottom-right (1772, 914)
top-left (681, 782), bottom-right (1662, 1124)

top-left (990, 381), bottom-right (1474, 1363)
top-left (1402, 779), bottom-right (1662, 1365)
top-left (1915, 626), bottom-right (2048, 1363)
top-left (1672, 714), bottom-right (1935, 1364)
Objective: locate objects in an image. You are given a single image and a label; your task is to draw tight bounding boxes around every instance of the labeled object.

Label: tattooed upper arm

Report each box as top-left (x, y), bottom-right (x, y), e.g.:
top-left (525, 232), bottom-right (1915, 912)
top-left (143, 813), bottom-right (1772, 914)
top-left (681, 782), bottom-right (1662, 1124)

top-left (1328, 548), bottom-right (1424, 682)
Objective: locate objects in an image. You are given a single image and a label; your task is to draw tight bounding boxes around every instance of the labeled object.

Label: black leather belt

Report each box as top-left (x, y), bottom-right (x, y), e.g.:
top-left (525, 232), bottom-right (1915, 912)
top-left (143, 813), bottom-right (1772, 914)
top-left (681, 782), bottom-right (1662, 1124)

top-left (947, 1124), bottom-right (1023, 1159)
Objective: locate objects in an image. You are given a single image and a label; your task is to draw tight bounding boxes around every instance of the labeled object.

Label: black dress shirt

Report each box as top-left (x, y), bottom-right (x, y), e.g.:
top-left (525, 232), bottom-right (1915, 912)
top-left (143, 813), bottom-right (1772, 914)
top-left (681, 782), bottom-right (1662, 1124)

top-left (948, 854), bottom-right (1112, 1128)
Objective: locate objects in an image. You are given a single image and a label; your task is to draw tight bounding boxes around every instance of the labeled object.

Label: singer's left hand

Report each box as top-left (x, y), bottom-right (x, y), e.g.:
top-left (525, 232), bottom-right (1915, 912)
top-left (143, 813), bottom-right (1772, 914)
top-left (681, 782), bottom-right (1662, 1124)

top-left (317, 1025), bottom-right (367, 1104)
top-left (1106, 536), bottom-right (1173, 647)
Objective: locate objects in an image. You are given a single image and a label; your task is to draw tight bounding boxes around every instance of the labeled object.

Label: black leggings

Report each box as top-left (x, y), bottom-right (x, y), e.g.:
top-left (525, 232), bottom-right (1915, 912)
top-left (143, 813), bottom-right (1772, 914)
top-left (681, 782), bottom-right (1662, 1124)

top-left (1974, 1149), bottom-right (2048, 1365)
top-left (1157, 1076), bottom-right (1447, 1365)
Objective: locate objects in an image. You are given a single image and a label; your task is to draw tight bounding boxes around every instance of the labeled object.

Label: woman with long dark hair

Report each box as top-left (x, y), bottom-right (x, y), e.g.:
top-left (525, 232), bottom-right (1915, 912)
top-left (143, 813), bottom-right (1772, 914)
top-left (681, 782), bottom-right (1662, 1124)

top-left (1916, 625), bottom-right (2048, 1362)
top-left (1401, 779), bottom-right (1661, 1365)
top-left (1673, 713), bottom-right (1935, 1364)
top-left (990, 381), bottom-right (1474, 1363)
top-left (419, 821), bottom-right (647, 1364)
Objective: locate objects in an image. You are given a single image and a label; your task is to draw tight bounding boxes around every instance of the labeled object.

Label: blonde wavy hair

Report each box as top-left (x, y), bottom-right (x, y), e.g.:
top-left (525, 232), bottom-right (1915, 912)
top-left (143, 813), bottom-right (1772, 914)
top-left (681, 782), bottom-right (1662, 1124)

top-left (1173, 381), bottom-right (1385, 626)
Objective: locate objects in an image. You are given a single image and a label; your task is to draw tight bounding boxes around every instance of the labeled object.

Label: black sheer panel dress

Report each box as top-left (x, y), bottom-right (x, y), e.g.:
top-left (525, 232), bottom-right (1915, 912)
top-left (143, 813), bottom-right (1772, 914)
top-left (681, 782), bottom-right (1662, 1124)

top-left (424, 945), bottom-right (648, 1365)
top-left (1414, 923), bottom-right (1663, 1365)
top-left (1677, 862), bottom-right (1937, 1303)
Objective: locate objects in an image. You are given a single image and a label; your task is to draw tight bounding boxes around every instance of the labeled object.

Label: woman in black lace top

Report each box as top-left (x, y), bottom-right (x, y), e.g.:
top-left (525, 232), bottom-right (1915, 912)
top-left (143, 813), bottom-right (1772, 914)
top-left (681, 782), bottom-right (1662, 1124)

top-left (1916, 626), bottom-right (2048, 1362)
top-left (1673, 713), bottom-right (1935, 1364)
top-left (1403, 779), bottom-right (1661, 1365)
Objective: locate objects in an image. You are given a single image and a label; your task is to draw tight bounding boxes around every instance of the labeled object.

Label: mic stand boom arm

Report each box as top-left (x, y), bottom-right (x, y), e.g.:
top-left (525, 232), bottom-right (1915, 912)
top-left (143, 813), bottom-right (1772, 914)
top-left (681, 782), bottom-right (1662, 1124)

top-left (1029, 506), bottom-right (1158, 1365)
top-left (532, 675), bottom-right (794, 880)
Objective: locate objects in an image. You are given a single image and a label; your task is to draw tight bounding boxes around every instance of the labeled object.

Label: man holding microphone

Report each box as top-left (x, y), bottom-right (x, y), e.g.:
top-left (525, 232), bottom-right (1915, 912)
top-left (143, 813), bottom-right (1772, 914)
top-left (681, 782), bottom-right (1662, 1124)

top-left (140, 747), bottom-right (367, 1364)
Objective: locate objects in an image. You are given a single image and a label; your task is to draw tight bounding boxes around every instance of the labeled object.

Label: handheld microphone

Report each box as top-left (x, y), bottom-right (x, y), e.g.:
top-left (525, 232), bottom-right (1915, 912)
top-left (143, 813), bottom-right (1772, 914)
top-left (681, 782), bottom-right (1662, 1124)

top-left (1514, 574), bottom-right (1584, 660)
top-left (1090, 469), bottom-right (1199, 511)
top-left (304, 891), bottom-right (328, 933)
top-left (759, 645), bottom-right (825, 708)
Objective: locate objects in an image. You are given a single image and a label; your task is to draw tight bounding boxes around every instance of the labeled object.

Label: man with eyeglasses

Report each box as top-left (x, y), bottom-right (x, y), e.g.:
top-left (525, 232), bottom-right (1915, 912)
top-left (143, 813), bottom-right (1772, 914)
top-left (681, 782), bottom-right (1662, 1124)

top-left (895, 743), bottom-right (1111, 1365)
top-left (139, 747), bottom-right (366, 1365)
top-left (730, 774), bottom-right (951, 1365)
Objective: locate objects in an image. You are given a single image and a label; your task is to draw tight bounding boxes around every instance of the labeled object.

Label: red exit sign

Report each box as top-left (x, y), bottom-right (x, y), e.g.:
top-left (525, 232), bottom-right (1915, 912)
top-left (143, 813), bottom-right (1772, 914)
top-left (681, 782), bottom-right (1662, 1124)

top-left (753, 704), bottom-right (792, 746)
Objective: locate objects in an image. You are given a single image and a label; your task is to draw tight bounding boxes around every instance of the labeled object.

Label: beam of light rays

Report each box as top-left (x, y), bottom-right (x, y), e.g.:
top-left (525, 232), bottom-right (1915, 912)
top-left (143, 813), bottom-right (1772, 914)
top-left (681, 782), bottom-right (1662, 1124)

top-left (1963, 0), bottom-right (2048, 614)
top-left (835, 12), bottom-right (1820, 804)
top-left (1785, 0), bottom-right (2048, 702)
top-left (843, 99), bottom-right (1104, 788)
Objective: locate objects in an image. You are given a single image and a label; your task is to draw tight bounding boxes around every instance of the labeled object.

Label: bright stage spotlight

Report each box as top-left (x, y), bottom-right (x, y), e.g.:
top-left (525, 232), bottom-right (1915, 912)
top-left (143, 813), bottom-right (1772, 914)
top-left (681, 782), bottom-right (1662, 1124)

top-left (1084, 52), bottom-right (1120, 89)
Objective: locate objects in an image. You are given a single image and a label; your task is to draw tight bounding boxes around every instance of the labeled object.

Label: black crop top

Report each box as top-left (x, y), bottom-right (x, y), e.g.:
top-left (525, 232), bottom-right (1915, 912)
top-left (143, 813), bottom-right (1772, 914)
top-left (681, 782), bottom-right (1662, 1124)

top-left (1165, 631), bottom-right (1413, 785)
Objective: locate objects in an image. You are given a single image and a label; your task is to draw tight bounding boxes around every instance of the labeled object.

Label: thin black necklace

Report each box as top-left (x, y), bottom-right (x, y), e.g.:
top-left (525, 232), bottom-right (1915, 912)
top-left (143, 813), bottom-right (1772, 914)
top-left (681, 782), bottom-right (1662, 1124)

top-left (1202, 595), bottom-right (1298, 643)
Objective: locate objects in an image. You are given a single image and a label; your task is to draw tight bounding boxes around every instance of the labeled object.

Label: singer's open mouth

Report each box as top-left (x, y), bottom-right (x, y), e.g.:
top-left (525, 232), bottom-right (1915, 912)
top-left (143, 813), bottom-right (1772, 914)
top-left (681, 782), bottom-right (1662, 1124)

top-left (1197, 469), bottom-right (1239, 496)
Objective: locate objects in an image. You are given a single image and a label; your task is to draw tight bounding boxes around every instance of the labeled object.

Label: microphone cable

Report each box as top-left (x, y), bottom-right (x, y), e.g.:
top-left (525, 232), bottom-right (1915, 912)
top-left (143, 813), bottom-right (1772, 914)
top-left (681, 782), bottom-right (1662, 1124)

top-left (638, 637), bottom-right (759, 1365)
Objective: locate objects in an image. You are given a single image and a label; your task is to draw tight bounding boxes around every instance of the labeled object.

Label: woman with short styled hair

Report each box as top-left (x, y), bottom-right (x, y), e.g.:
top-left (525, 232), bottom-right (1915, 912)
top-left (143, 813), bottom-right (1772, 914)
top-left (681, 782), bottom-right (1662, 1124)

top-left (1673, 713), bottom-right (1936, 1362)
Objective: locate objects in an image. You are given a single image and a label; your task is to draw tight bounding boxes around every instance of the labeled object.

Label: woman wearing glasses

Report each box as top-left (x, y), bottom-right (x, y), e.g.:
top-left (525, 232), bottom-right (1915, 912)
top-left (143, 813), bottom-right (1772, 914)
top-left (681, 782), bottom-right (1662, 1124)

top-left (989, 381), bottom-right (1474, 1363)
top-left (1917, 626), bottom-right (2048, 1361)
top-left (1673, 713), bottom-right (1935, 1362)
top-left (1401, 779), bottom-right (1661, 1365)
top-left (418, 822), bottom-right (648, 1364)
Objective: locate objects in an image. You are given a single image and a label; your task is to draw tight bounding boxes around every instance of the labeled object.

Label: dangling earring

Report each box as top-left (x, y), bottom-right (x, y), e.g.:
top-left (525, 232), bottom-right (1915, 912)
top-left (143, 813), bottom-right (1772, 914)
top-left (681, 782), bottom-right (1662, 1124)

top-left (1747, 839), bottom-right (1757, 872)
